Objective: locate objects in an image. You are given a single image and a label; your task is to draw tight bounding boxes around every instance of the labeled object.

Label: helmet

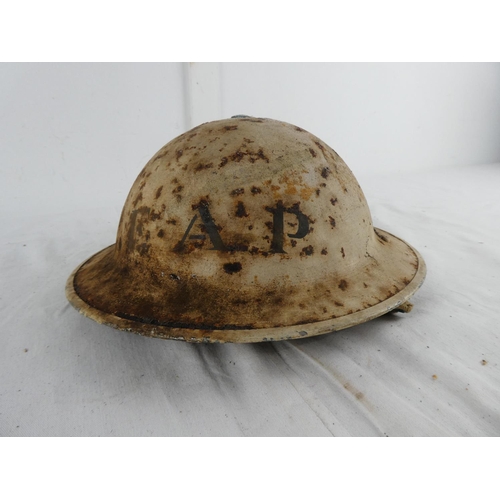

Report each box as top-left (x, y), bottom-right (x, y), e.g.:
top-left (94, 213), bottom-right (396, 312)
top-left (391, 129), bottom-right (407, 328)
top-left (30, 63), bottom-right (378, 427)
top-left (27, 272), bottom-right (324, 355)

top-left (66, 116), bottom-right (426, 343)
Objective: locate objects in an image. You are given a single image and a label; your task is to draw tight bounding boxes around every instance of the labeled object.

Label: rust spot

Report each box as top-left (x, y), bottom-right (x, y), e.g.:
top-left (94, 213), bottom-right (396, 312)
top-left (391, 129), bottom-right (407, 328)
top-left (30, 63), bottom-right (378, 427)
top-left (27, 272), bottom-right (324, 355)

top-left (235, 201), bottom-right (249, 218)
top-left (166, 219), bottom-right (177, 225)
top-left (334, 301), bottom-right (344, 307)
top-left (191, 197), bottom-right (210, 211)
top-left (329, 216), bottom-right (336, 228)
top-left (155, 186), bottom-right (163, 199)
top-left (229, 148), bottom-right (269, 164)
top-left (321, 167), bottom-right (331, 179)
top-left (403, 277), bottom-right (410, 285)
top-left (251, 186), bottom-right (262, 194)
top-left (223, 262), bottom-right (242, 274)
top-left (295, 126), bottom-right (304, 132)
top-left (321, 248), bottom-right (328, 255)
top-left (315, 189), bottom-right (320, 196)
top-left (330, 197), bottom-right (338, 206)
top-left (230, 151), bottom-right (245, 162)
top-left (231, 188), bottom-right (245, 196)
top-left (157, 229), bottom-right (165, 238)
top-left (136, 243), bottom-right (150, 256)
top-left (309, 148), bottom-right (317, 157)
top-left (172, 178), bottom-right (179, 184)
top-left (301, 245), bottom-right (314, 256)
top-left (257, 149), bottom-right (269, 162)
top-left (291, 240), bottom-right (297, 248)
top-left (363, 282), bottom-right (368, 288)
top-left (195, 163), bottom-right (213, 172)
top-left (338, 279), bottom-right (348, 291)
top-left (132, 192), bottom-right (143, 207)
top-left (172, 185), bottom-right (183, 194)
top-left (219, 157), bottom-right (228, 168)
top-left (320, 183), bottom-right (326, 188)
top-left (374, 229), bottom-right (388, 243)
top-left (341, 247), bottom-right (345, 258)
top-left (265, 221), bottom-right (273, 230)
top-left (152, 149), bottom-right (169, 162)
top-left (176, 149), bottom-right (183, 160)
top-left (224, 125), bottom-right (238, 131)
top-left (249, 246), bottom-right (259, 255)
top-left (248, 225), bottom-right (253, 230)
top-left (314, 141), bottom-right (325, 152)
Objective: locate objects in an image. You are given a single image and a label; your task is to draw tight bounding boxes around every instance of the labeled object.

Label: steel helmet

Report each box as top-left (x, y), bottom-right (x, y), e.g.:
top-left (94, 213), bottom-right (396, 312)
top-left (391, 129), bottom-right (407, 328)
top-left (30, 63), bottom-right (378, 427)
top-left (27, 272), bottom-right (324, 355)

top-left (66, 116), bottom-right (426, 342)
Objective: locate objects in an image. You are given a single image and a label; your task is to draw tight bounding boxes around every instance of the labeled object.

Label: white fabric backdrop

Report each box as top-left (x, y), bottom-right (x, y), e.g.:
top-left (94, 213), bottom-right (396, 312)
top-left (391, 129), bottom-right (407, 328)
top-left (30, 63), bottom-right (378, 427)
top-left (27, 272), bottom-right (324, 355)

top-left (2, 162), bottom-right (499, 436)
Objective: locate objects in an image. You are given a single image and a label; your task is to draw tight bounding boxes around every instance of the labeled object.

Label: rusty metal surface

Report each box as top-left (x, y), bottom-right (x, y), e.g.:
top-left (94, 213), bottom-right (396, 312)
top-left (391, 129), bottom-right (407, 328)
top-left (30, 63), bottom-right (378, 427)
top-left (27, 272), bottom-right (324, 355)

top-left (66, 117), bottom-right (426, 342)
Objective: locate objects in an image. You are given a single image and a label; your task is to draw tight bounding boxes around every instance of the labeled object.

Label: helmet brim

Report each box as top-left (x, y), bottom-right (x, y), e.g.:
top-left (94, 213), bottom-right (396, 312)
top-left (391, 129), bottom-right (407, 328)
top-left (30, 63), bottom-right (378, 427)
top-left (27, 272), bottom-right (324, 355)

top-left (66, 228), bottom-right (426, 343)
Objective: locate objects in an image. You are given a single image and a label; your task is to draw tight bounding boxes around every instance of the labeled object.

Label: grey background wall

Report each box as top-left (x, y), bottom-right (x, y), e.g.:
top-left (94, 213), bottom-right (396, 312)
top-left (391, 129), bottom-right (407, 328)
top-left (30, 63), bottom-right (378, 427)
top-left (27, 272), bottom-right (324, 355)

top-left (1, 62), bottom-right (499, 219)
top-left (220, 63), bottom-right (500, 174)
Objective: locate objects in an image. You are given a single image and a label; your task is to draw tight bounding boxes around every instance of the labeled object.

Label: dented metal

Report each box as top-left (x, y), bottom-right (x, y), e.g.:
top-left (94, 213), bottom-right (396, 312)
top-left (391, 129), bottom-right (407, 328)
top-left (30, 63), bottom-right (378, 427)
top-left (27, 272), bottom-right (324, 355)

top-left (66, 117), bottom-right (426, 342)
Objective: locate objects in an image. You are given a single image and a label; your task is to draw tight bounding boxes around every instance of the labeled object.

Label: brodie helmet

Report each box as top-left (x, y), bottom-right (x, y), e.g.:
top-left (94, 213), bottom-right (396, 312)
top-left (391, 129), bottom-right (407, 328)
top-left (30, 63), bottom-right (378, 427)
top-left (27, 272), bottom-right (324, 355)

top-left (66, 117), bottom-right (426, 343)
